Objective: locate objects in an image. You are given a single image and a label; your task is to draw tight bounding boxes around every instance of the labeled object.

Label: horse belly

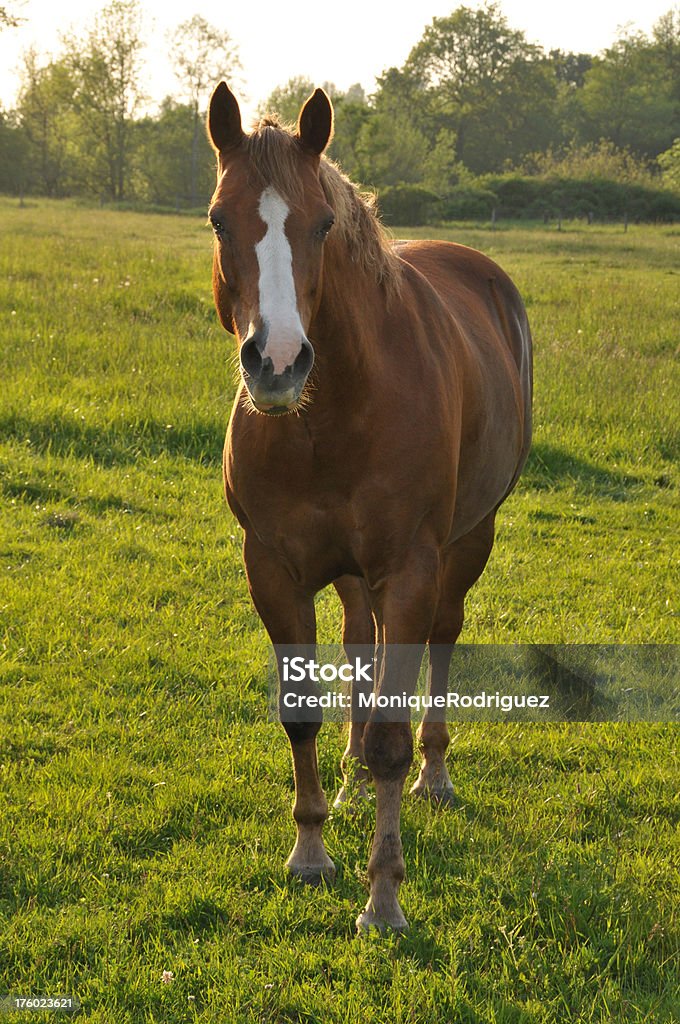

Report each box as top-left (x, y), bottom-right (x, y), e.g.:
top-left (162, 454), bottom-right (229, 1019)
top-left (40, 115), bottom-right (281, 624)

top-left (449, 382), bottom-right (526, 541)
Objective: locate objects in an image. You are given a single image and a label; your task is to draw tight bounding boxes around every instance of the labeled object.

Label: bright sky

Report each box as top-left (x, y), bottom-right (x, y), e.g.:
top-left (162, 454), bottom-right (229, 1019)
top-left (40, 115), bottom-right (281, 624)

top-left (0, 0), bottom-right (674, 123)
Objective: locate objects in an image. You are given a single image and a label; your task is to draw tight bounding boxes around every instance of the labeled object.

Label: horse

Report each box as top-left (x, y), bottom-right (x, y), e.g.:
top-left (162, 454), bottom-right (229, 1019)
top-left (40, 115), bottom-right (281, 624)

top-left (206, 82), bottom-right (532, 933)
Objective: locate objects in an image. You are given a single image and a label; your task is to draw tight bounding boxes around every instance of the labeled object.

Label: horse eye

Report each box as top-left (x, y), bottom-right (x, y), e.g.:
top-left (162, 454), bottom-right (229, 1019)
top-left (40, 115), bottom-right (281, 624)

top-left (209, 215), bottom-right (226, 237)
top-left (317, 217), bottom-right (334, 239)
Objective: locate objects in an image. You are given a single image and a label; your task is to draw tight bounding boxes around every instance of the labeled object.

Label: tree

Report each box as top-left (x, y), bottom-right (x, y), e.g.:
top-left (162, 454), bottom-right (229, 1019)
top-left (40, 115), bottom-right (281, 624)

top-left (260, 77), bottom-right (371, 180)
top-left (261, 76), bottom-right (341, 123)
top-left (17, 49), bottom-right (79, 195)
top-left (577, 30), bottom-right (678, 157)
top-left (400, 2), bottom-right (560, 172)
top-left (355, 109), bottom-right (428, 187)
top-left (653, 8), bottom-right (680, 100)
top-left (548, 50), bottom-right (593, 88)
top-left (0, 107), bottom-right (29, 192)
top-left (327, 86), bottom-right (371, 181)
top-left (170, 15), bottom-right (241, 205)
top-left (132, 98), bottom-right (216, 206)
top-left (63, 0), bottom-right (146, 199)
top-left (0, 2), bottom-right (23, 29)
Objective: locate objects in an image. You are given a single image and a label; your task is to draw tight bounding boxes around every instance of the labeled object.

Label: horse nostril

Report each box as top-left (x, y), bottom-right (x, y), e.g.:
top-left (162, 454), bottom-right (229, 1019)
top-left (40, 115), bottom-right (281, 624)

top-left (240, 337), bottom-right (263, 380)
top-left (294, 338), bottom-right (314, 379)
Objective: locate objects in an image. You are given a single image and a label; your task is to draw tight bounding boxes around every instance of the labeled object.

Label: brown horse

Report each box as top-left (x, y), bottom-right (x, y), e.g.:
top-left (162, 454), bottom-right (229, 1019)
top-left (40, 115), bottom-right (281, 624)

top-left (207, 83), bottom-right (532, 933)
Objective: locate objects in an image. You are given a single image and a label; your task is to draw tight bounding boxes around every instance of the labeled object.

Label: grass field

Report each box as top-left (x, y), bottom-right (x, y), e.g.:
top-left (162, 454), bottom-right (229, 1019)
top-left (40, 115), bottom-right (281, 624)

top-left (0, 197), bottom-right (678, 1023)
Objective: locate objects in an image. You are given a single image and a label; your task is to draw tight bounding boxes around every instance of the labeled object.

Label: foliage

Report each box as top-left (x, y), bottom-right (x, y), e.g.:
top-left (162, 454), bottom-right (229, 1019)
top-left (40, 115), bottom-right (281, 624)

top-left (169, 16), bottom-right (241, 206)
top-left (170, 15), bottom-right (241, 111)
top-left (261, 76), bottom-right (343, 125)
top-left (0, 1), bottom-right (23, 29)
top-left (520, 140), bottom-right (658, 186)
top-left (0, 108), bottom-right (29, 191)
top-left (131, 99), bottom-right (216, 207)
top-left (60, 0), bottom-right (146, 200)
top-left (481, 174), bottom-right (680, 221)
top-left (2, 2), bottom-right (680, 214)
top-left (657, 137), bottom-right (680, 190)
top-left (440, 184), bottom-right (498, 219)
top-left (576, 31), bottom-right (679, 157)
top-left (402, 1), bottom-right (559, 172)
top-left (547, 49), bottom-right (593, 88)
top-left (15, 51), bottom-right (79, 196)
top-left (326, 91), bottom-right (371, 181)
top-left (377, 183), bottom-right (440, 225)
top-left (356, 111), bottom-right (428, 188)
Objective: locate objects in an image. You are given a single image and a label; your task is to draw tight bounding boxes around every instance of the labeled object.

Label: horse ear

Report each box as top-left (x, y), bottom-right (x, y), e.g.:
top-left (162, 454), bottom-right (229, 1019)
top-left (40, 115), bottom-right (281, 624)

top-left (297, 88), bottom-right (334, 155)
top-left (207, 81), bottom-right (244, 152)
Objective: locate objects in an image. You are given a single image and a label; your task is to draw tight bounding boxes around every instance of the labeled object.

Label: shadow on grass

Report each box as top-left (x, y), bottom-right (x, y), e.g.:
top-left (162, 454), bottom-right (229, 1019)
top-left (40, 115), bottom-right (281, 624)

top-left (523, 442), bottom-right (644, 498)
top-left (0, 410), bottom-right (224, 467)
top-left (159, 897), bottom-right (231, 935)
top-left (0, 476), bottom-right (161, 518)
top-left (1, 412), bottom-right (655, 503)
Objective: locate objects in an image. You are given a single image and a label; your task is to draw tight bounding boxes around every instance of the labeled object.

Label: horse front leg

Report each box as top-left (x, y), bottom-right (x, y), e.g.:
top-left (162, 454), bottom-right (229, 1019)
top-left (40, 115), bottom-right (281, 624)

top-left (357, 547), bottom-right (440, 933)
top-left (243, 531), bottom-right (335, 885)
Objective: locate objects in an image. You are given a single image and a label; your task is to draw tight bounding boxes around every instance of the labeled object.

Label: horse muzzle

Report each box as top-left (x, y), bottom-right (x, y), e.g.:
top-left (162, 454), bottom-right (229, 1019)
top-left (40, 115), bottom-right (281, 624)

top-left (240, 330), bottom-right (314, 414)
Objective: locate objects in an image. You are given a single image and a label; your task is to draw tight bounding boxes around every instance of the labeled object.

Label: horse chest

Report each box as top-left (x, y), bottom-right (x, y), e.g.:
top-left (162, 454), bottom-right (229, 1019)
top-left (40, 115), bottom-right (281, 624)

top-left (253, 499), bottom-right (363, 587)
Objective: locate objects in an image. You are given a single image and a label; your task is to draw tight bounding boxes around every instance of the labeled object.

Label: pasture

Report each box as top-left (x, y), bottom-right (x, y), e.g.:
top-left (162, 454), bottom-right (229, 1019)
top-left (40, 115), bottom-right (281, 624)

top-left (0, 197), bottom-right (678, 1022)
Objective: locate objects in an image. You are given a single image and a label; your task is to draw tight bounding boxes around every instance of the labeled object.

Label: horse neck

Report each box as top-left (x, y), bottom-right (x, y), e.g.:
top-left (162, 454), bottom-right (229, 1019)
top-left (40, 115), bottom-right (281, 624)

top-left (309, 245), bottom-right (386, 398)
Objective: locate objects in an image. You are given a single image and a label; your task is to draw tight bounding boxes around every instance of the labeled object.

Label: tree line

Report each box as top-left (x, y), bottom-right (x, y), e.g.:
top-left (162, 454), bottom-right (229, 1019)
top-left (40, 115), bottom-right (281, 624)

top-left (1, 1), bottom-right (679, 221)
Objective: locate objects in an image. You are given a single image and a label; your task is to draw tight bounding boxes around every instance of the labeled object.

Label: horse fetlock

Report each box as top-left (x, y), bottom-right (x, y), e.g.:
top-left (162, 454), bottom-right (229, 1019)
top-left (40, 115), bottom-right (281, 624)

top-left (286, 828), bottom-right (336, 885)
top-left (292, 796), bottom-right (329, 825)
top-left (367, 833), bottom-right (405, 884)
top-left (410, 770), bottom-right (457, 807)
top-left (356, 880), bottom-right (409, 934)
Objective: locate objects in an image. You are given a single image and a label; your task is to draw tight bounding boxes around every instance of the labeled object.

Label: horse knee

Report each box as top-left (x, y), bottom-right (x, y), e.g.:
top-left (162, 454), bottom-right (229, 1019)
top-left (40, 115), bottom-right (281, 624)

top-left (363, 720), bottom-right (413, 781)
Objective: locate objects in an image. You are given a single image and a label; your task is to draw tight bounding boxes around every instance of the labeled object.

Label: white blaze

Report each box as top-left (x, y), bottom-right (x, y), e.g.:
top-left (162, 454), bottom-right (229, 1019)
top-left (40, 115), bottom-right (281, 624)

top-left (255, 186), bottom-right (306, 375)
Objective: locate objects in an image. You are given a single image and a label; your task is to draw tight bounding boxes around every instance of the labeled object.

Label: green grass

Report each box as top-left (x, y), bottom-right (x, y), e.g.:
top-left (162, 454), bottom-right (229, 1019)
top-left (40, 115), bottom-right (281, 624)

top-left (0, 197), bottom-right (678, 1022)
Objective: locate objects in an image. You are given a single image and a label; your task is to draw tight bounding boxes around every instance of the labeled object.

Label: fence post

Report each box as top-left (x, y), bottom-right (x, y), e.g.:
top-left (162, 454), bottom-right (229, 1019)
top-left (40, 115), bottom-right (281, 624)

top-left (491, 207), bottom-right (496, 231)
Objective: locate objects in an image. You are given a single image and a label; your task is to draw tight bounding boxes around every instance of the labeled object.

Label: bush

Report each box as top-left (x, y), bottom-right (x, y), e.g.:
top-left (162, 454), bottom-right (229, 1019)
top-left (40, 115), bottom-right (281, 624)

top-left (377, 183), bottom-right (440, 226)
top-left (440, 185), bottom-right (498, 220)
top-left (482, 174), bottom-right (680, 221)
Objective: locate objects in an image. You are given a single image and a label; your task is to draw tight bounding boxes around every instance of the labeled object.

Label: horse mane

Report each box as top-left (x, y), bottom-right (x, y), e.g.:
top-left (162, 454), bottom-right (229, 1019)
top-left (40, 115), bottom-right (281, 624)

top-left (244, 115), bottom-right (402, 300)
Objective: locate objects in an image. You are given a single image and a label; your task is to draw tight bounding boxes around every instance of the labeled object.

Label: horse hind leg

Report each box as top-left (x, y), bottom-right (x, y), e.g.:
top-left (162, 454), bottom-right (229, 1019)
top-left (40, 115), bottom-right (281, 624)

top-left (411, 630), bottom-right (461, 806)
top-left (332, 575), bottom-right (375, 810)
top-left (411, 513), bottom-right (496, 806)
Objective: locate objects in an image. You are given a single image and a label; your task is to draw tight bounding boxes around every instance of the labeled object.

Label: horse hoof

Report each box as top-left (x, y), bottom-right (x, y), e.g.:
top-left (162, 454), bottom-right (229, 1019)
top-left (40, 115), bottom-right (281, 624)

top-left (356, 904), bottom-right (409, 935)
top-left (410, 780), bottom-right (458, 807)
top-left (285, 859), bottom-right (336, 886)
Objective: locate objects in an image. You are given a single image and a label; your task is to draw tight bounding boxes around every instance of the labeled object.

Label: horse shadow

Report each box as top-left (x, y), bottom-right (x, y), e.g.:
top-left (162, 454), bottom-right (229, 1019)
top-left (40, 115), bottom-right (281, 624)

top-left (0, 409), bottom-right (225, 468)
top-left (522, 442), bottom-right (644, 499)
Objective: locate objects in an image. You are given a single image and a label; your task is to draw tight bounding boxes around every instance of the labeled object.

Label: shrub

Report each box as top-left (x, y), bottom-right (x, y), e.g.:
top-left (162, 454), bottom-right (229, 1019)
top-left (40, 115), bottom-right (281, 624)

top-left (377, 183), bottom-right (440, 226)
top-left (440, 185), bottom-right (498, 220)
top-left (482, 174), bottom-right (680, 221)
